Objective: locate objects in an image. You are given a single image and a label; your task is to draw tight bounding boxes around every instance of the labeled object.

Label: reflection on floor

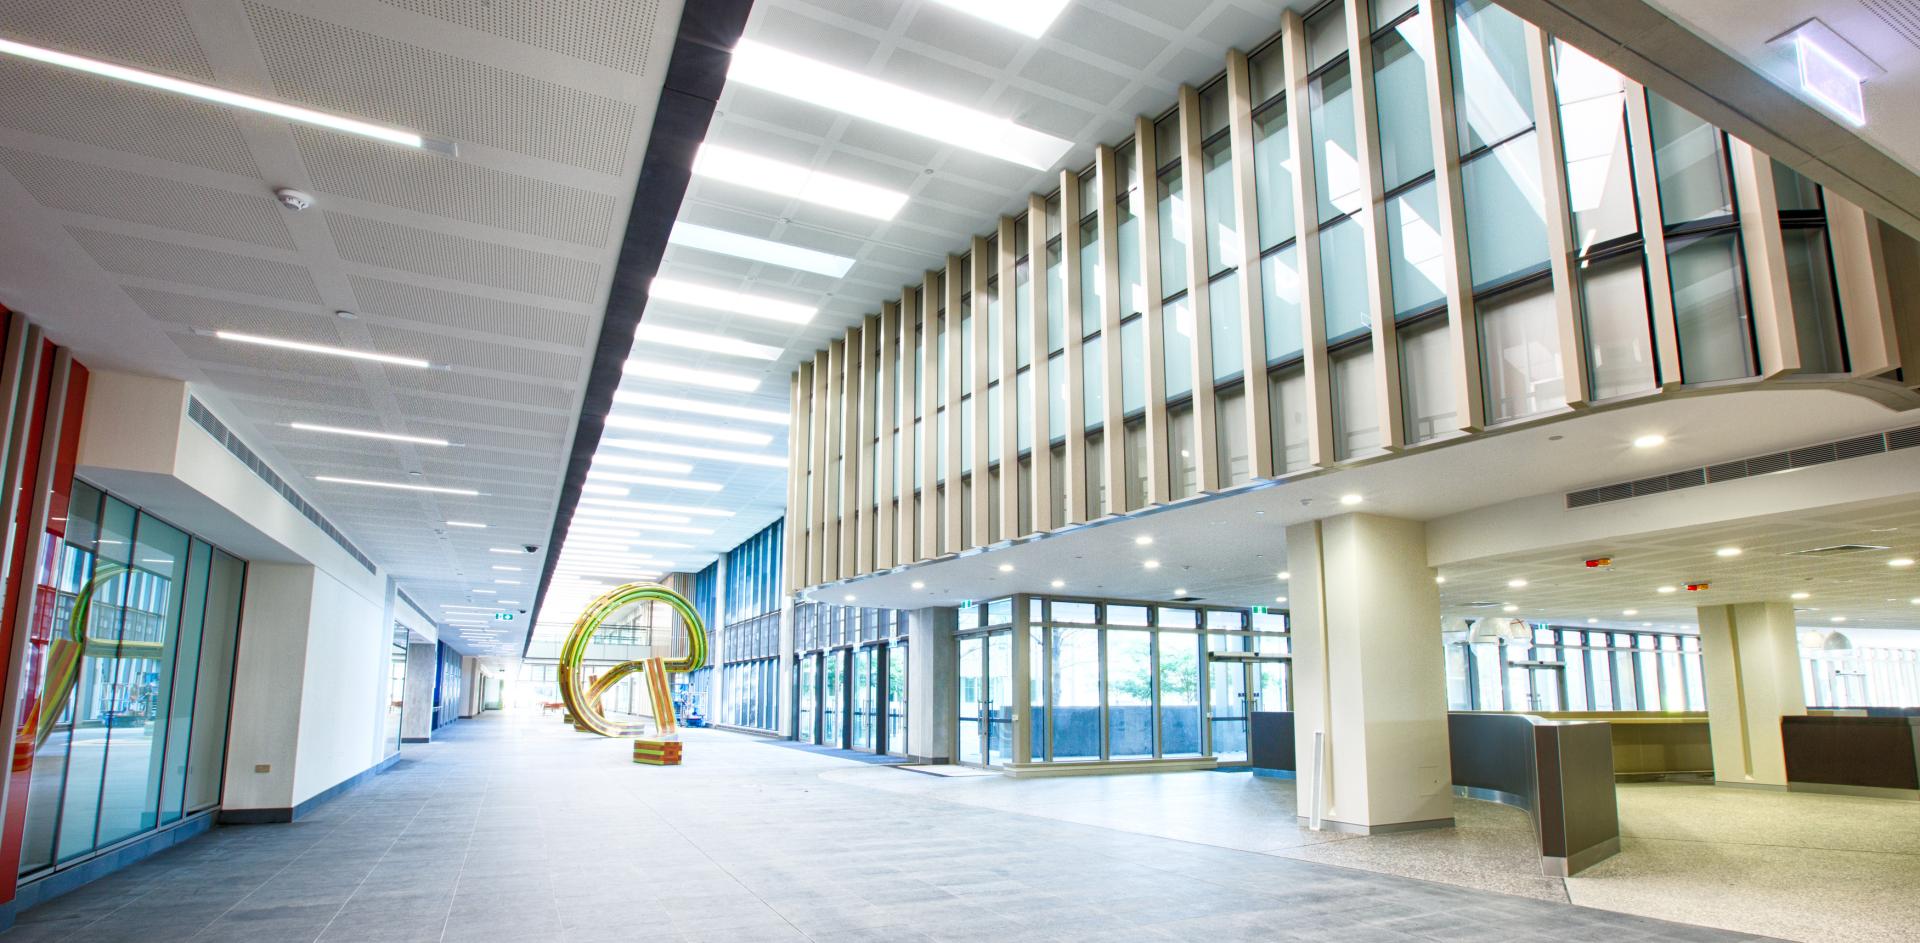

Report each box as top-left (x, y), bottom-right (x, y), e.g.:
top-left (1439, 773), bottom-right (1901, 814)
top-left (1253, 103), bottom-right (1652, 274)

top-left (0, 716), bottom-right (1759, 942)
top-left (831, 764), bottom-right (1920, 943)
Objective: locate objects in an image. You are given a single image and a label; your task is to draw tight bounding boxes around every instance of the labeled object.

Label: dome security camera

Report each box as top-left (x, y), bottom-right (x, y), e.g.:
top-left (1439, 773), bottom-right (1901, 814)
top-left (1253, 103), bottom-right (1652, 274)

top-left (523, 544), bottom-right (539, 553)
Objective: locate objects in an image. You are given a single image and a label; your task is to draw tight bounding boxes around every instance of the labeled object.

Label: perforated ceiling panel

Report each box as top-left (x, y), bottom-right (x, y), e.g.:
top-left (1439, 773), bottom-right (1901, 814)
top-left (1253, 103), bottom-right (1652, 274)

top-left (324, 213), bottom-right (602, 303)
top-left (67, 228), bottom-right (321, 303)
top-left (291, 128), bottom-right (618, 248)
top-left (347, 276), bottom-right (593, 348)
top-left (0, 60), bottom-right (260, 176)
top-left (0, 148), bottom-right (294, 250)
top-left (246, 2), bottom-right (637, 174)
top-left (379, 0), bottom-right (662, 75)
top-left (1, 0), bottom-right (217, 80)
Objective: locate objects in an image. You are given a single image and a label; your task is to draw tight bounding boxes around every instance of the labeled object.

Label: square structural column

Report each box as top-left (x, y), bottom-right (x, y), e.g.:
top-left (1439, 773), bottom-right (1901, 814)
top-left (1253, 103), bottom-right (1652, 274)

top-left (1286, 513), bottom-right (1453, 833)
top-left (905, 607), bottom-right (957, 764)
top-left (1698, 601), bottom-right (1806, 787)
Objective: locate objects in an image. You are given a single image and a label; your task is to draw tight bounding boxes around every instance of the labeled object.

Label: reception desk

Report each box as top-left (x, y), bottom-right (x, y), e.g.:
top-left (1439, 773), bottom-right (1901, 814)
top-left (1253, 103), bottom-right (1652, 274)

top-left (1532, 711), bottom-right (1712, 780)
top-left (1782, 714), bottom-right (1920, 799)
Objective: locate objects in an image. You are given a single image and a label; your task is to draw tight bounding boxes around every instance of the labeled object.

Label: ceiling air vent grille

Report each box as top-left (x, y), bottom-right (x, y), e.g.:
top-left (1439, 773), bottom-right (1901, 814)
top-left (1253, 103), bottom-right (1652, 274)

top-left (186, 396), bottom-right (377, 573)
top-left (1565, 425), bottom-right (1920, 510)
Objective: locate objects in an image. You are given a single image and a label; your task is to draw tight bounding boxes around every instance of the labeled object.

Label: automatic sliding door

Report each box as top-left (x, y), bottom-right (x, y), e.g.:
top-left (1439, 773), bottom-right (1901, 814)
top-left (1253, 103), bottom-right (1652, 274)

top-left (1208, 658), bottom-right (1249, 762)
top-left (851, 647), bottom-right (876, 752)
top-left (957, 636), bottom-right (985, 765)
top-left (985, 631), bottom-right (1012, 766)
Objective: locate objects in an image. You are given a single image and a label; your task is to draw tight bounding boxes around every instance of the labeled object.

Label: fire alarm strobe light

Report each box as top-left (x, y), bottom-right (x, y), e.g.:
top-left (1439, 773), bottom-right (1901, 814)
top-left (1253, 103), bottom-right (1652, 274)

top-left (1686, 582), bottom-right (1710, 592)
top-left (1584, 557), bottom-right (1612, 568)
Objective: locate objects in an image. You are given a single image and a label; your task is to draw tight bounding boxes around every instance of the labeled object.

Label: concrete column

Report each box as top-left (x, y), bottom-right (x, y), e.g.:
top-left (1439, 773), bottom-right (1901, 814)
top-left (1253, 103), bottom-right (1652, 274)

top-left (1286, 513), bottom-right (1453, 833)
top-left (402, 642), bottom-right (435, 742)
top-left (1698, 601), bottom-right (1806, 787)
top-left (777, 598), bottom-right (795, 737)
top-left (906, 606), bottom-right (958, 763)
top-left (460, 656), bottom-right (482, 718)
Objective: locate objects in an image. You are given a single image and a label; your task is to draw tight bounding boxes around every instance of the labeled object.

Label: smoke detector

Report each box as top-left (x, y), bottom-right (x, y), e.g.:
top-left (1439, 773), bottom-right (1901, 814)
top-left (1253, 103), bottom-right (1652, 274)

top-left (274, 187), bottom-right (315, 211)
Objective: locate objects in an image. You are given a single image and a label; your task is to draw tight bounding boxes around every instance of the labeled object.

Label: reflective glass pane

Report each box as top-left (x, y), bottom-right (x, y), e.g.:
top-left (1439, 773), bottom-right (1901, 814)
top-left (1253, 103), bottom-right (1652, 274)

top-left (1373, 12), bottom-right (1436, 189)
top-left (1209, 273), bottom-right (1244, 381)
top-left (1479, 281), bottom-right (1567, 423)
top-left (1121, 319), bottom-right (1145, 413)
top-left (1332, 344), bottom-right (1382, 459)
top-left (1015, 259), bottom-right (1033, 368)
top-left (1046, 239), bottom-right (1066, 351)
top-left (1168, 404), bottom-right (1196, 499)
top-left (1159, 633), bottom-right (1202, 757)
top-left (1158, 167), bottom-right (1188, 297)
top-left (20, 483), bottom-right (103, 873)
top-left (1210, 660), bottom-right (1249, 762)
top-left (1581, 252), bottom-right (1658, 398)
top-left (987, 633), bottom-right (1012, 765)
top-left (1080, 219), bottom-right (1104, 335)
top-left (1050, 627), bottom-right (1099, 760)
top-left (1083, 334), bottom-right (1105, 429)
top-left (1782, 228), bottom-right (1845, 375)
top-left (96, 512), bottom-right (190, 847)
top-left (1016, 370), bottom-right (1034, 451)
top-left (1163, 295), bottom-right (1194, 399)
top-left (1462, 133), bottom-right (1548, 288)
top-left (1262, 246), bottom-right (1304, 361)
top-left (1311, 61), bottom-right (1363, 222)
top-left (57, 493), bottom-right (135, 860)
top-left (1400, 318), bottom-right (1457, 442)
top-left (1386, 180), bottom-right (1446, 316)
top-left (1119, 201), bottom-right (1146, 316)
top-left (156, 539), bottom-right (211, 826)
top-left (1773, 160), bottom-right (1823, 212)
top-left (1202, 138), bottom-right (1240, 273)
top-left (1047, 352), bottom-right (1066, 440)
top-left (1106, 629), bottom-right (1153, 759)
top-left (1269, 366), bottom-right (1310, 472)
top-left (1319, 217), bottom-right (1370, 339)
top-left (1554, 41), bottom-right (1639, 252)
top-left (1451, 0), bottom-right (1534, 153)
top-left (957, 639), bottom-right (982, 763)
top-left (1254, 107), bottom-right (1296, 250)
top-left (1647, 93), bottom-right (1731, 225)
top-left (1669, 232), bottom-right (1755, 382)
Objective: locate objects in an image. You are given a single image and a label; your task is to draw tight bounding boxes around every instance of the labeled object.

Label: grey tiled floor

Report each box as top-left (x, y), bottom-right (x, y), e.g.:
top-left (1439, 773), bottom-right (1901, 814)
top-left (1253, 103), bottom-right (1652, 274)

top-left (0, 713), bottom-right (1773, 942)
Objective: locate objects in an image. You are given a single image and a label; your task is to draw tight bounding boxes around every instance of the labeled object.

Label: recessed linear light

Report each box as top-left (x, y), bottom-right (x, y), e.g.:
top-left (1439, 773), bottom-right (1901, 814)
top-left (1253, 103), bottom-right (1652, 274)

top-left (668, 222), bottom-right (855, 278)
top-left (1622, 609), bottom-right (1638, 616)
top-left (583, 483), bottom-right (629, 497)
top-left (587, 456), bottom-right (694, 475)
top-left (601, 439), bottom-right (787, 469)
top-left (0, 38), bottom-right (451, 152)
top-left (998, 563), bottom-right (1014, 573)
top-left (1339, 493), bottom-right (1363, 506)
top-left (650, 277), bottom-right (815, 325)
top-left (729, 41), bottom-right (1071, 170)
top-left (928, 0), bottom-right (1072, 37)
top-left (1143, 560), bottom-right (1160, 570)
top-left (634, 323), bottom-right (782, 361)
top-left (1275, 596), bottom-right (1287, 604)
top-left (1507, 578), bottom-right (1528, 589)
top-left (471, 589), bottom-right (497, 595)
top-left (1588, 618), bottom-right (1599, 624)
top-left (290, 422), bottom-right (448, 446)
top-left (1051, 579), bottom-right (1065, 588)
top-left (1792, 591), bottom-right (1812, 600)
top-left (604, 416), bottom-right (773, 446)
top-left (494, 579), bottom-right (520, 585)
top-left (489, 548), bottom-right (528, 555)
top-left (592, 474), bottom-right (720, 493)
top-left (1632, 434), bottom-right (1666, 449)
top-left (578, 496), bottom-right (735, 518)
top-left (573, 509), bottom-right (694, 526)
top-left (1174, 587), bottom-right (1188, 596)
top-left (314, 476), bottom-right (478, 496)
top-left (611, 391), bottom-right (788, 425)
top-left (912, 581), bottom-right (926, 589)
top-left (1716, 547), bottom-right (1742, 558)
top-left (844, 594), bottom-right (857, 602)
top-left (1657, 585), bottom-right (1676, 594)
top-left (1890, 557), bottom-right (1915, 568)
top-left (491, 565), bottom-right (521, 572)
top-left (1278, 571), bottom-right (1290, 581)
top-left (620, 360), bottom-right (759, 392)
top-left (1830, 615), bottom-right (1848, 623)
top-left (1134, 536), bottom-right (1153, 546)
top-left (215, 331), bottom-right (429, 368)
top-left (445, 521), bottom-right (487, 529)
top-left (1503, 605), bottom-right (1518, 613)
top-left (693, 144), bottom-right (907, 220)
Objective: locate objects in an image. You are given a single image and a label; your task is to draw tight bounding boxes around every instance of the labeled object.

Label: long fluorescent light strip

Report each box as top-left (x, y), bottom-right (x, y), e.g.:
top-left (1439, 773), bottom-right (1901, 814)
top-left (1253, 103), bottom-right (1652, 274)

top-left (668, 222), bottom-right (855, 277)
top-left (604, 416), bottom-right (772, 446)
top-left (577, 496), bottom-right (734, 518)
top-left (445, 521), bottom-right (487, 528)
top-left (635, 323), bottom-right (782, 361)
top-left (927, 0), bottom-right (1072, 37)
top-left (291, 422), bottom-right (448, 446)
top-left (649, 278), bottom-right (815, 325)
top-left (693, 144), bottom-right (907, 220)
top-left (585, 456), bottom-right (693, 474)
top-left (728, 41), bottom-right (1072, 170)
top-left (315, 476), bottom-right (478, 496)
top-left (603, 438), bottom-right (786, 468)
top-left (620, 360), bottom-right (759, 393)
top-left (0, 38), bottom-right (444, 150)
top-left (583, 471), bottom-right (704, 492)
top-left (216, 331), bottom-right (430, 368)
top-left (611, 391), bottom-right (788, 425)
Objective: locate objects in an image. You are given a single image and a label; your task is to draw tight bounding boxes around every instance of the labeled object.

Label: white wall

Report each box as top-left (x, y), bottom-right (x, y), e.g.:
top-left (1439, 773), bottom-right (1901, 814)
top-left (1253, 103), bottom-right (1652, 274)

top-left (292, 568), bottom-right (390, 805)
top-left (221, 564), bottom-right (314, 811)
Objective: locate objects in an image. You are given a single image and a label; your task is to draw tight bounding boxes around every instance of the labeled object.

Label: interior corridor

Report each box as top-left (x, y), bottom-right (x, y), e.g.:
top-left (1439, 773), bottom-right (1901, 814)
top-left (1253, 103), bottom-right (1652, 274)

top-left (0, 712), bottom-right (1771, 943)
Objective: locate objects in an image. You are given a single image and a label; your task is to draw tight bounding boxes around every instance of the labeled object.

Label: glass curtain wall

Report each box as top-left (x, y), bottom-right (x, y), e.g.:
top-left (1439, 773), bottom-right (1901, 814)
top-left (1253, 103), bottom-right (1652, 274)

top-left (1443, 622), bottom-right (1706, 712)
top-left (386, 624), bottom-right (407, 755)
top-left (721, 610), bottom-right (779, 732)
top-left (791, 603), bottom-right (907, 753)
top-left (973, 596), bottom-right (1290, 766)
top-left (18, 480), bottom-right (245, 880)
top-left (1248, 40), bottom-right (1310, 474)
top-left (1803, 645), bottom-right (1920, 709)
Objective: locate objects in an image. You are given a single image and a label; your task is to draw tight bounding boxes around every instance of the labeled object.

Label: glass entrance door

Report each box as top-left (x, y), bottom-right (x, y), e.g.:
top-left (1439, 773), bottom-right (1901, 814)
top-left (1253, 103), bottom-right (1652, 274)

top-left (796, 653), bottom-right (818, 743)
top-left (1207, 655), bottom-right (1292, 764)
top-left (822, 650), bottom-right (845, 748)
top-left (958, 636), bottom-right (985, 765)
top-left (956, 631), bottom-right (1013, 767)
top-left (851, 646), bottom-right (877, 752)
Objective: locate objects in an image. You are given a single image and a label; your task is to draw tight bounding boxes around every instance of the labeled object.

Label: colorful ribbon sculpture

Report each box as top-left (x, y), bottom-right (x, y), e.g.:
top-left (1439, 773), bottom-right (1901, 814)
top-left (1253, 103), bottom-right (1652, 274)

top-left (557, 582), bottom-right (707, 739)
top-left (14, 561), bottom-right (165, 772)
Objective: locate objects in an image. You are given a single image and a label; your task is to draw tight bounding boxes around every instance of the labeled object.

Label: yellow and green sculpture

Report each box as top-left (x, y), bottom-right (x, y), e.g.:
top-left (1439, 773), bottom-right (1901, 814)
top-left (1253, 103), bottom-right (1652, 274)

top-left (557, 582), bottom-right (706, 745)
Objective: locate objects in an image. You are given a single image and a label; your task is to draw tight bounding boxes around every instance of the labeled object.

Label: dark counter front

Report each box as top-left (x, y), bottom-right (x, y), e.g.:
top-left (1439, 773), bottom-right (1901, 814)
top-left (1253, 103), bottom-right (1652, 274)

top-left (1782, 715), bottom-right (1920, 798)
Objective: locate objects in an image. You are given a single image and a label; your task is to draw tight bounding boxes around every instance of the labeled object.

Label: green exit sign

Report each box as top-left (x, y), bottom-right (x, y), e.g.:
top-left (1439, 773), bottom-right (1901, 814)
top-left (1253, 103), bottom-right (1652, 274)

top-left (1251, 606), bottom-right (1268, 615)
top-left (493, 612), bottom-right (514, 621)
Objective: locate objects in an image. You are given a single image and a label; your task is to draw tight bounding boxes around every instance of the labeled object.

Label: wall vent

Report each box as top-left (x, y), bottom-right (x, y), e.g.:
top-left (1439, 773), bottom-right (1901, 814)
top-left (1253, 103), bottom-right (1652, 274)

top-left (1566, 425), bottom-right (1920, 509)
top-left (186, 396), bottom-right (376, 573)
top-left (396, 588), bottom-right (434, 625)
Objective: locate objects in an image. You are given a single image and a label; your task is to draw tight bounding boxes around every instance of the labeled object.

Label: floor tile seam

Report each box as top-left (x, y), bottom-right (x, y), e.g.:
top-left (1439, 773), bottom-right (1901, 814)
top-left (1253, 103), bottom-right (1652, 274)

top-left (437, 747), bottom-right (498, 942)
top-left (178, 809), bottom-right (361, 941)
top-left (311, 793), bottom-right (434, 939)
